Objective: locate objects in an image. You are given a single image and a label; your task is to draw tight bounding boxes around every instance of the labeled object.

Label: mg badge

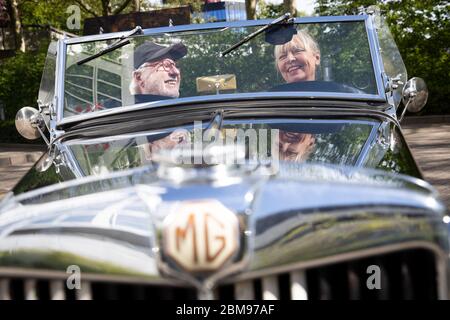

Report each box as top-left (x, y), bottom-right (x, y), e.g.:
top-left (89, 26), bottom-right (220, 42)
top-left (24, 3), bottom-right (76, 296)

top-left (162, 200), bottom-right (239, 272)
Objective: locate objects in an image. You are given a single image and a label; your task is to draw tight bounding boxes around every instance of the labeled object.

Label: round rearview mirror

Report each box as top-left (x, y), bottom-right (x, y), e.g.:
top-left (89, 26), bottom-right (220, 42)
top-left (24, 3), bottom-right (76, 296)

top-left (15, 107), bottom-right (44, 140)
top-left (402, 77), bottom-right (428, 113)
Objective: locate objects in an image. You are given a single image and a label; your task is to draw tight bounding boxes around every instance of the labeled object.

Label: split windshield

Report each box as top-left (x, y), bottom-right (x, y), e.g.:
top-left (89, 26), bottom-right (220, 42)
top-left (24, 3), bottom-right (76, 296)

top-left (64, 20), bottom-right (378, 118)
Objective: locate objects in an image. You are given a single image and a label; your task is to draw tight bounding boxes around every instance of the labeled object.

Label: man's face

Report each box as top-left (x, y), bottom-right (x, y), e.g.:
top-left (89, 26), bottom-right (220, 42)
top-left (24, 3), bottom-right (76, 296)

top-left (276, 131), bottom-right (316, 162)
top-left (134, 58), bottom-right (181, 98)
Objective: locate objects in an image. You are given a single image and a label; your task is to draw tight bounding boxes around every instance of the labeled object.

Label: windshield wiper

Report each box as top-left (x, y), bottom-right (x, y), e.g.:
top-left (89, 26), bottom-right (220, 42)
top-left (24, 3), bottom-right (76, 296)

top-left (220, 13), bottom-right (293, 57)
top-left (77, 26), bottom-right (143, 66)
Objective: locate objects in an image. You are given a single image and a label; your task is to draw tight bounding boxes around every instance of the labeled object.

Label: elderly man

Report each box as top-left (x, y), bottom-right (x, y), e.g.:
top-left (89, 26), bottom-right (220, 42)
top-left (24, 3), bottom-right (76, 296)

top-left (130, 41), bottom-right (187, 103)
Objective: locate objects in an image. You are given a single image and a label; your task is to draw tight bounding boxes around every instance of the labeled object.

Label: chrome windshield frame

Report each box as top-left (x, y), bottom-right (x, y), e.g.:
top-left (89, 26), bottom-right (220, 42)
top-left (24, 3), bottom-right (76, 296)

top-left (57, 15), bottom-right (387, 126)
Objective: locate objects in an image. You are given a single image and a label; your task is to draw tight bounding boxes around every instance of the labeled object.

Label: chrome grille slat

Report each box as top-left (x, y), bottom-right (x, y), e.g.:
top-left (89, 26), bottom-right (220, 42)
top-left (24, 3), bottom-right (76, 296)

top-left (0, 249), bottom-right (440, 300)
top-left (0, 279), bottom-right (11, 300)
top-left (76, 281), bottom-right (92, 300)
top-left (262, 276), bottom-right (279, 300)
top-left (347, 267), bottom-right (360, 299)
top-left (234, 280), bottom-right (255, 299)
top-left (401, 262), bottom-right (413, 300)
top-left (50, 280), bottom-right (66, 300)
top-left (318, 270), bottom-right (331, 300)
top-left (376, 261), bottom-right (389, 300)
top-left (290, 270), bottom-right (307, 300)
top-left (24, 279), bottom-right (37, 300)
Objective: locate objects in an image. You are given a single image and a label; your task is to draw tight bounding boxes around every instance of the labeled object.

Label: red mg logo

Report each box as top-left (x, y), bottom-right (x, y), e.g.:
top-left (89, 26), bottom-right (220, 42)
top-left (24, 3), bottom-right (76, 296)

top-left (162, 200), bottom-right (239, 272)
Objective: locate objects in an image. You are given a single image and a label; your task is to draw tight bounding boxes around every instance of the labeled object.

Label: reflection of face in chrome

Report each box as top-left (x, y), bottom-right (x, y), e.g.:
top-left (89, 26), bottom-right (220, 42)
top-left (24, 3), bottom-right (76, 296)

top-left (133, 58), bottom-right (181, 98)
top-left (275, 31), bottom-right (320, 83)
top-left (277, 131), bottom-right (316, 162)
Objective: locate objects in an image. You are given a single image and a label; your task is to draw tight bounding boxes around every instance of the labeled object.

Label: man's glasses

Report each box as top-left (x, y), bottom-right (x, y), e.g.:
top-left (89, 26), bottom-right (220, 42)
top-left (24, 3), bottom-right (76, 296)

top-left (139, 59), bottom-right (178, 72)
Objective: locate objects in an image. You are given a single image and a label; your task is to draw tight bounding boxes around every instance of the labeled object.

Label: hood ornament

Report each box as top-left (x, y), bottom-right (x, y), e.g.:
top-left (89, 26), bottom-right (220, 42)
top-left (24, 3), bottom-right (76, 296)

top-left (153, 199), bottom-right (249, 298)
top-left (163, 200), bottom-right (239, 272)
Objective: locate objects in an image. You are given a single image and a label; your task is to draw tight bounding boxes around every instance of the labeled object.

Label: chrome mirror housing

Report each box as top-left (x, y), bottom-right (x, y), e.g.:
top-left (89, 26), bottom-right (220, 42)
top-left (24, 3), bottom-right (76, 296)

top-left (402, 77), bottom-right (428, 113)
top-left (15, 107), bottom-right (46, 140)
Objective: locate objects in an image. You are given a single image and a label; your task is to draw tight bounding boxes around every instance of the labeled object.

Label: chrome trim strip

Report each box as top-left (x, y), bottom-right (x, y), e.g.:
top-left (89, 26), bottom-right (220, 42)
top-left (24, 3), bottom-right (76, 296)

top-left (56, 39), bottom-right (67, 126)
top-left (227, 241), bottom-right (448, 300)
top-left (57, 92), bottom-right (386, 127)
top-left (365, 15), bottom-right (386, 100)
top-left (355, 121), bottom-right (380, 167)
top-left (57, 141), bottom-right (88, 178)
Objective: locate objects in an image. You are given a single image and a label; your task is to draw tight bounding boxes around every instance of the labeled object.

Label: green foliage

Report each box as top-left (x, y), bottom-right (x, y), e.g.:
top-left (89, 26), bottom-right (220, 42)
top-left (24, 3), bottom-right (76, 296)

top-left (257, 0), bottom-right (285, 19)
top-left (0, 45), bottom-right (47, 119)
top-left (19, 0), bottom-right (75, 31)
top-left (0, 120), bottom-right (43, 144)
top-left (315, 0), bottom-right (450, 115)
top-left (310, 22), bottom-right (377, 93)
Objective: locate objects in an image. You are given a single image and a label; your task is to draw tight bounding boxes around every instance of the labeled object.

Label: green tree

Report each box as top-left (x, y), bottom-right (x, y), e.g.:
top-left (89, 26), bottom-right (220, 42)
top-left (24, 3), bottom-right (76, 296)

top-left (257, 0), bottom-right (284, 19)
top-left (315, 0), bottom-right (450, 115)
top-left (0, 48), bottom-right (47, 118)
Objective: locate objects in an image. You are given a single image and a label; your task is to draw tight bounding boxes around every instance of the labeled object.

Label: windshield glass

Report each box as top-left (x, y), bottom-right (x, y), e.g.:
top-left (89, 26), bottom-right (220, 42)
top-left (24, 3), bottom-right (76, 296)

top-left (64, 20), bottom-right (378, 118)
top-left (372, 8), bottom-right (407, 107)
top-left (65, 119), bottom-right (376, 176)
top-left (39, 41), bottom-right (57, 108)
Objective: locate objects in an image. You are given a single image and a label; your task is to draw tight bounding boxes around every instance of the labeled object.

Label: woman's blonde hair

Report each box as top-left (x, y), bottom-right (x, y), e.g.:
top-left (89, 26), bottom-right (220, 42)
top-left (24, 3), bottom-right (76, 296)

top-left (274, 29), bottom-right (321, 72)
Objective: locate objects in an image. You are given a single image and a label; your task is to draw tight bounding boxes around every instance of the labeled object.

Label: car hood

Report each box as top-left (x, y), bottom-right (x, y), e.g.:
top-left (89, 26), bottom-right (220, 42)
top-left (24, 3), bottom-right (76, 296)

top-left (0, 162), bottom-right (447, 286)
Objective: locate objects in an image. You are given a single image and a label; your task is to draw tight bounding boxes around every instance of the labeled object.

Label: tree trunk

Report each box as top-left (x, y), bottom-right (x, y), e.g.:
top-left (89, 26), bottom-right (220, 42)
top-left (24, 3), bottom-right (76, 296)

top-left (101, 0), bottom-right (112, 16)
top-left (245, 0), bottom-right (257, 20)
top-left (131, 0), bottom-right (140, 12)
top-left (283, 0), bottom-right (297, 17)
top-left (10, 0), bottom-right (24, 52)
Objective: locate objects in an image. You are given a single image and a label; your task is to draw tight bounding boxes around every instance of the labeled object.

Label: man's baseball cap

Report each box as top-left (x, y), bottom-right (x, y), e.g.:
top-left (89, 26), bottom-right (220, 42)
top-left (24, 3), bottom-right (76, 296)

top-left (134, 41), bottom-right (187, 69)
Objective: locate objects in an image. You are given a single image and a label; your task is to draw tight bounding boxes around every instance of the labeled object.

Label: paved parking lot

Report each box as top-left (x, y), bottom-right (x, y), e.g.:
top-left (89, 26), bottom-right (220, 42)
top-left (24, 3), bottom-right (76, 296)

top-left (0, 145), bottom-right (44, 199)
top-left (402, 123), bottom-right (450, 212)
top-left (0, 121), bottom-right (449, 211)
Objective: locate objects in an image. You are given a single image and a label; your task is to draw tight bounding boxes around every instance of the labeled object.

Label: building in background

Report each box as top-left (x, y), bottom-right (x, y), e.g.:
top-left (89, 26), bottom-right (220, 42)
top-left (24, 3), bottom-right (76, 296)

top-left (202, 0), bottom-right (246, 22)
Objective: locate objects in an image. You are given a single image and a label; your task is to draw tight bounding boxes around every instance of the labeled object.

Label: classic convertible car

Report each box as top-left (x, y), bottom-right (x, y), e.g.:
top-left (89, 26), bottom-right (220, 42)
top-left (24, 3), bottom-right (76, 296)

top-left (1, 11), bottom-right (448, 300)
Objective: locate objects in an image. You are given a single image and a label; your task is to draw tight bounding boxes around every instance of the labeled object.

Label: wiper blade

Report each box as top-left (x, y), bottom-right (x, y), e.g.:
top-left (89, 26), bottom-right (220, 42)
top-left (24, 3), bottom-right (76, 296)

top-left (220, 13), bottom-right (293, 57)
top-left (77, 26), bottom-right (143, 66)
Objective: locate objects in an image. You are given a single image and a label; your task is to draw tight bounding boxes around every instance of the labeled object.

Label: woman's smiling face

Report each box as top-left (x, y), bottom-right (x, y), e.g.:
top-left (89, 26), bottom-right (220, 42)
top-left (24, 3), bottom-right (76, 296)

top-left (275, 33), bottom-right (320, 83)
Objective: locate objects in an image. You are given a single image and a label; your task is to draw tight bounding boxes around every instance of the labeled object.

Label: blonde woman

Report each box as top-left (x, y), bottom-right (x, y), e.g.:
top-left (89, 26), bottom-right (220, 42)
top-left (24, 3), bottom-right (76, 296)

top-left (274, 29), bottom-right (321, 83)
top-left (273, 30), bottom-right (319, 162)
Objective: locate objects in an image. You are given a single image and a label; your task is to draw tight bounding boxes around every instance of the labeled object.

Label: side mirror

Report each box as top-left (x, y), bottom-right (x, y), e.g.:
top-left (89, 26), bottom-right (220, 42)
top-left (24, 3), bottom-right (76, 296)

top-left (402, 77), bottom-right (428, 113)
top-left (15, 107), bottom-right (46, 140)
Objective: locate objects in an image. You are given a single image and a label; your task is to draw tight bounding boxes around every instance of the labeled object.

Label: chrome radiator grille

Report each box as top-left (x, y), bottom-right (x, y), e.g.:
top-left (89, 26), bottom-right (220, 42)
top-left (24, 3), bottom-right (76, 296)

top-left (219, 249), bottom-right (439, 300)
top-left (0, 249), bottom-right (439, 300)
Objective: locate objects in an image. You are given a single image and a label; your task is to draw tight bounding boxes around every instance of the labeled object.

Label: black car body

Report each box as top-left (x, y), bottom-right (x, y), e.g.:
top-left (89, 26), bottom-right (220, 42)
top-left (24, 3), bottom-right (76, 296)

top-left (1, 12), bottom-right (448, 300)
